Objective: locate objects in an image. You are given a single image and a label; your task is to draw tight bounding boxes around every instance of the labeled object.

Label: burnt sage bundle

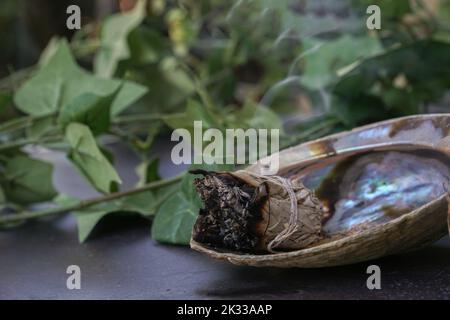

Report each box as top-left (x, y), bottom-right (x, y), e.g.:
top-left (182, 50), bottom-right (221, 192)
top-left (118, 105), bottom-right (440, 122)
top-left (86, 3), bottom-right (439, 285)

top-left (191, 169), bottom-right (326, 253)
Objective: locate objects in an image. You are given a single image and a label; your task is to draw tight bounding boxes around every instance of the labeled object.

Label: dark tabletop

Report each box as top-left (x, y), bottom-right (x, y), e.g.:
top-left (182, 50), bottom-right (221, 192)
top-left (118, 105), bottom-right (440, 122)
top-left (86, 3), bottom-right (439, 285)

top-left (1, 142), bottom-right (450, 300)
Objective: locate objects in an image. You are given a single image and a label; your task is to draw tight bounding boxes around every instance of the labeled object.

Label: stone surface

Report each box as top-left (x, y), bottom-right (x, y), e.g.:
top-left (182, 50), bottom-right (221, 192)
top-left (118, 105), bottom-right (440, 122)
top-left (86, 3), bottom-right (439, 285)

top-left (1, 142), bottom-right (449, 299)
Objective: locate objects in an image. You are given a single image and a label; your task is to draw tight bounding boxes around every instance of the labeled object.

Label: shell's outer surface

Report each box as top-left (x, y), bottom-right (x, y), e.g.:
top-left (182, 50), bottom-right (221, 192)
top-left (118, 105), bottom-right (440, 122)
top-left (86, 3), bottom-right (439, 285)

top-left (190, 114), bottom-right (450, 268)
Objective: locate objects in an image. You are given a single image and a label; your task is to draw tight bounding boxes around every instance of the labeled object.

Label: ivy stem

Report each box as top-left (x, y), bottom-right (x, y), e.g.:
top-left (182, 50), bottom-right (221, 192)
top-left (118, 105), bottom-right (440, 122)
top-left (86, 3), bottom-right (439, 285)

top-left (0, 116), bottom-right (34, 133)
top-left (0, 112), bottom-right (166, 135)
top-left (0, 114), bottom-right (54, 133)
top-left (0, 136), bottom-right (62, 152)
top-left (0, 174), bottom-right (184, 225)
top-left (113, 113), bottom-right (169, 124)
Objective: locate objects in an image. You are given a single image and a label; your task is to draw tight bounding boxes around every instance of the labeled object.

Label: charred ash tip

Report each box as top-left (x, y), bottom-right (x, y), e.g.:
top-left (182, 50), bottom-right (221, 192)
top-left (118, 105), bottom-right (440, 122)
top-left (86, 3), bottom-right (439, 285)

top-left (191, 171), bottom-right (268, 252)
top-left (189, 169), bottom-right (214, 176)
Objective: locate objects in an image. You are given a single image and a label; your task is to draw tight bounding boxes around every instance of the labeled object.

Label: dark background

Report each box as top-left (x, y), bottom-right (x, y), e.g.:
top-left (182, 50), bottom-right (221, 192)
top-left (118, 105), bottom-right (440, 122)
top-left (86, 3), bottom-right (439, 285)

top-left (0, 0), bottom-right (117, 77)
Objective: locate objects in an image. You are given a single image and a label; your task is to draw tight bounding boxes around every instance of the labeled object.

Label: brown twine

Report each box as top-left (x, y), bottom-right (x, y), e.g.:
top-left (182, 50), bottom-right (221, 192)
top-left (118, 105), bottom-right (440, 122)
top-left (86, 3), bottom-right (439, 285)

top-left (266, 176), bottom-right (300, 253)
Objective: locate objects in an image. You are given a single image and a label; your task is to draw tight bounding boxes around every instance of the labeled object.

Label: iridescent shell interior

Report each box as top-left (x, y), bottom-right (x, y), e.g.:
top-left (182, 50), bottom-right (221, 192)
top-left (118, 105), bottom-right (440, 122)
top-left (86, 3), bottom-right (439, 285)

top-left (293, 149), bottom-right (450, 236)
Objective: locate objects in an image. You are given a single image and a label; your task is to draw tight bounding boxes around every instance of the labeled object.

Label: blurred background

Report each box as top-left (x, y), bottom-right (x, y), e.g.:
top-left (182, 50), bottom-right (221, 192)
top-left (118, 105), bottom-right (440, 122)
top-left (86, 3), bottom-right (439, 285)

top-left (0, 0), bottom-right (114, 75)
top-left (1, 0), bottom-right (450, 200)
top-left (2, 0), bottom-right (450, 133)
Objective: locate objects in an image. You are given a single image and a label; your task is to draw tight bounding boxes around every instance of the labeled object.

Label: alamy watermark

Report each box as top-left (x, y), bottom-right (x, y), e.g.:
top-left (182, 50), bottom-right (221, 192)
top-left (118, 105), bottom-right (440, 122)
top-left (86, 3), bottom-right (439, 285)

top-left (367, 5), bottom-right (381, 30)
top-left (66, 5), bottom-right (81, 30)
top-left (171, 121), bottom-right (280, 175)
top-left (366, 265), bottom-right (381, 290)
top-left (66, 265), bottom-right (81, 290)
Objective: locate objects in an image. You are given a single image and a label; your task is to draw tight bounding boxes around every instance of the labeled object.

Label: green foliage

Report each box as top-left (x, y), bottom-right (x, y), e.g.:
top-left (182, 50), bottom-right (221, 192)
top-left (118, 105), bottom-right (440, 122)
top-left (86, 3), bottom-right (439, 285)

top-left (95, 0), bottom-right (148, 77)
top-left (14, 39), bottom-right (147, 117)
top-left (73, 194), bottom-right (166, 243)
top-left (164, 99), bottom-right (220, 133)
top-left (58, 90), bottom-right (118, 135)
top-left (66, 123), bottom-right (121, 194)
top-left (333, 40), bottom-right (450, 125)
top-left (55, 157), bottom-right (178, 243)
top-left (151, 189), bottom-right (199, 245)
top-left (1, 155), bottom-right (57, 205)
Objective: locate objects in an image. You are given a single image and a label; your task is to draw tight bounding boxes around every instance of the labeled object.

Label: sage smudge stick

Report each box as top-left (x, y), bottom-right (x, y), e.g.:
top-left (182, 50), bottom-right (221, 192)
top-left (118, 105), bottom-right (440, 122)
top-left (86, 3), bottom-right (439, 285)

top-left (191, 170), bottom-right (325, 253)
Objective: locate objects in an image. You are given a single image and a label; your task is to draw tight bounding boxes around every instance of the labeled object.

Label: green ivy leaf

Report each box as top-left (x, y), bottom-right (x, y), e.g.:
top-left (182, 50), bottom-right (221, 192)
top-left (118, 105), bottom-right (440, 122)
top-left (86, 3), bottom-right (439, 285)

top-left (75, 210), bottom-right (111, 243)
top-left (58, 89), bottom-right (119, 135)
top-left (14, 39), bottom-right (147, 117)
top-left (151, 191), bottom-right (198, 245)
top-left (2, 155), bottom-right (57, 205)
top-left (66, 122), bottom-right (122, 194)
top-left (94, 0), bottom-right (147, 78)
top-left (111, 81), bottom-right (148, 116)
